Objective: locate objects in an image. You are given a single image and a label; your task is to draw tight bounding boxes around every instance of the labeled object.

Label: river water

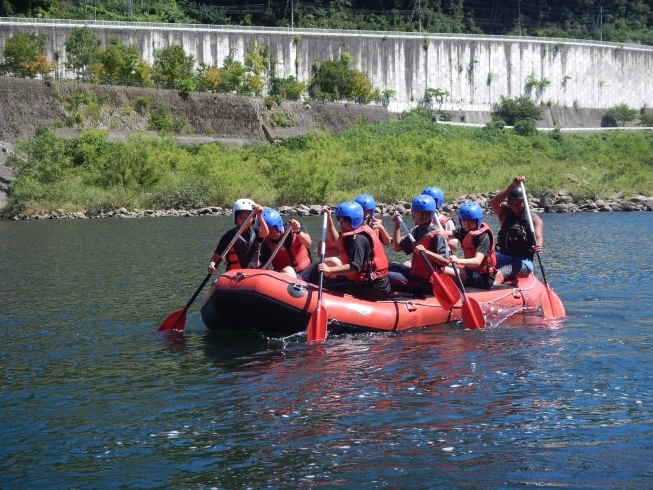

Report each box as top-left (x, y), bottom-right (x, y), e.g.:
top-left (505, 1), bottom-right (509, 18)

top-left (1, 212), bottom-right (652, 489)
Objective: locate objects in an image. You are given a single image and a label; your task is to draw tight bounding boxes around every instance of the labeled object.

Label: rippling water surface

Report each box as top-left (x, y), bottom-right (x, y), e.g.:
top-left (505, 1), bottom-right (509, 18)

top-left (1, 212), bottom-right (652, 488)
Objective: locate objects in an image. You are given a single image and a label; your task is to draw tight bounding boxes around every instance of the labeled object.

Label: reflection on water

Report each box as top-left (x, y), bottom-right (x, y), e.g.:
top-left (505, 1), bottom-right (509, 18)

top-left (1, 212), bottom-right (653, 488)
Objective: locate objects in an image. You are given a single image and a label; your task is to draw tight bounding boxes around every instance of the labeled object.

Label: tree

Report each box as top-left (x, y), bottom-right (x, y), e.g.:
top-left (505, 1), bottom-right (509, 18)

top-left (153, 44), bottom-right (195, 87)
top-left (270, 76), bottom-right (306, 100)
top-left (605, 104), bottom-right (638, 127)
top-left (65, 26), bottom-right (101, 82)
top-left (637, 113), bottom-right (653, 127)
top-left (29, 54), bottom-right (57, 80)
top-left (308, 52), bottom-right (367, 101)
top-left (349, 71), bottom-right (372, 103)
top-left (493, 96), bottom-right (543, 125)
top-left (2, 32), bottom-right (46, 78)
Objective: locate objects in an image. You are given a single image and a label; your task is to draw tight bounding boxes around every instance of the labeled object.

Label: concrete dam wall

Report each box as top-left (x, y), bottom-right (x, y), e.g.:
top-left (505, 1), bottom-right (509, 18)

top-left (1, 18), bottom-right (652, 114)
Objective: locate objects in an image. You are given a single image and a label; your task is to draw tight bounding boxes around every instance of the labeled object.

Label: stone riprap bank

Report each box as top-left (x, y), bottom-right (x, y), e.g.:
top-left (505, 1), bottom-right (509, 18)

top-left (1, 17), bottom-right (652, 114)
top-left (10, 191), bottom-right (653, 221)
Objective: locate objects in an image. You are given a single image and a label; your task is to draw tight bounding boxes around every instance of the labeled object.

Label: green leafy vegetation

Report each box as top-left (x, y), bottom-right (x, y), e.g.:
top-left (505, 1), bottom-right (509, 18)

top-left (5, 1), bottom-right (653, 45)
top-left (493, 96), bottom-right (544, 126)
top-left (0, 32), bottom-right (48, 78)
top-left (604, 104), bottom-right (638, 127)
top-left (3, 112), bottom-right (653, 217)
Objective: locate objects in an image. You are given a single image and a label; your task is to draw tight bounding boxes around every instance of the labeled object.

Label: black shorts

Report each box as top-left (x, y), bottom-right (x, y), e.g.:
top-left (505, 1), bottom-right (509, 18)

top-left (464, 271), bottom-right (495, 290)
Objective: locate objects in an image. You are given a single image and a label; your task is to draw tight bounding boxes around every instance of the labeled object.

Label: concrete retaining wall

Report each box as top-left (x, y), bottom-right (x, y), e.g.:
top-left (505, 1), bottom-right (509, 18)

top-left (2, 17), bottom-right (652, 113)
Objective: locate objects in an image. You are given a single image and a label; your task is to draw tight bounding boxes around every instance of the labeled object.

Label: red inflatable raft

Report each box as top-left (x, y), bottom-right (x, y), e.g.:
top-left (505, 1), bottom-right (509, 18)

top-left (200, 269), bottom-right (549, 337)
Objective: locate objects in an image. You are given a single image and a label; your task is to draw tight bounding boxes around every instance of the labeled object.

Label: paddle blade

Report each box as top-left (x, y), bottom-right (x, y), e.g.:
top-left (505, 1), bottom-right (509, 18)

top-left (307, 302), bottom-right (327, 343)
top-left (432, 273), bottom-right (459, 310)
top-left (461, 296), bottom-right (486, 329)
top-left (542, 286), bottom-right (566, 319)
top-left (157, 308), bottom-right (187, 332)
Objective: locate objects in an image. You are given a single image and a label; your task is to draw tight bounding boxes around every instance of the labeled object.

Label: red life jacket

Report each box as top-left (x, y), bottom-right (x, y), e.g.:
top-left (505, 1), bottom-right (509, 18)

top-left (338, 224), bottom-right (389, 283)
top-left (438, 214), bottom-right (453, 230)
top-left (225, 228), bottom-right (259, 271)
top-left (409, 225), bottom-right (443, 280)
top-left (461, 223), bottom-right (497, 275)
top-left (264, 234), bottom-right (312, 272)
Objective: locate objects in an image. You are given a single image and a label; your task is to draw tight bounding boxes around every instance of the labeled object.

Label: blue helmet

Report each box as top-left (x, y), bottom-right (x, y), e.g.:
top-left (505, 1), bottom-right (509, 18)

top-left (335, 201), bottom-right (364, 230)
top-left (355, 194), bottom-right (376, 217)
top-left (458, 201), bottom-right (483, 228)
top-left (421, 187), bottom-right (445, 209)
top-left (411, 194), bottom-right (436, 222)
top-left (261, 208), bottom-right (283, 232)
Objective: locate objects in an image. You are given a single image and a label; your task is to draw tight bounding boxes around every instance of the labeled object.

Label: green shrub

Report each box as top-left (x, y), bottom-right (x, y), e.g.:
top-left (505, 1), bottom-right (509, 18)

top-left (601, 113), bottom-right (618, 128)
top-left (148, 104), bottom-right (186, 133)
top-left (513, 119), bottom-right (537, 136)
top-left (493, 96), bottom-right (543, 125)
top-left (262, 109), bottom-right (294, 128)
top-left (149, 181), bottom-right (213, 210)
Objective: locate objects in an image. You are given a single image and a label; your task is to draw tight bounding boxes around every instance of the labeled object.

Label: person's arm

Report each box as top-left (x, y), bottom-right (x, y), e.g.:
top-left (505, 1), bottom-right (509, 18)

top-left (209, 231), bottom-right (232, 274)
top-left (254, 204), bottom-right (268, 238)
top-left (391, 213), bottom-right (404, 252)
top-left (532, 213), bottom-right (544, 252)
top-left (450, 232), bottom-right (491, 267)
top-left (323, 207), bottom-right (339, 245)
top-left (372, 217), bottom-right (393, 245)
top-left (490, 175), bottom-right (525, 219)
top-left (290, 219), bottom-right (311, 248)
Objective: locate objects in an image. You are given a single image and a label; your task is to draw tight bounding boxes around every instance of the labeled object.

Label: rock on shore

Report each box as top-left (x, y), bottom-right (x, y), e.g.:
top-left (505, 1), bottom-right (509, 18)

top-left (6, 191), bottom-right (653, 221)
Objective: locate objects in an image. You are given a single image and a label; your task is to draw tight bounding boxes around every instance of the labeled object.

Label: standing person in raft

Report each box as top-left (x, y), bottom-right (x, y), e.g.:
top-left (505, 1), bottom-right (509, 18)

top-left (439, 201), bottom-right (497, 290)
top-left (208, 199), bottom-right (268, 274)
top-left (355, 194), bottom-right (393, 245)
top-left (388, 194), bottom-right (450, 294)
top-left (259, 208), bottom-right (313, 279)
top-left (490, 176), bottom-right (543, 285)
top-left (317, 201), bottom-right (392, 300)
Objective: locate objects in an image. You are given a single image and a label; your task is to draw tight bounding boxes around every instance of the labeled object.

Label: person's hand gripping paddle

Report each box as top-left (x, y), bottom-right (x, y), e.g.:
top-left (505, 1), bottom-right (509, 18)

top-left (396, 216), bottom-right (459, 312)
top-left (156, 209), bottom-right (256, 332)
top-left (307, 210), bottom-right (329, 343)
top-left (520, 182), bottom-right (566, 319)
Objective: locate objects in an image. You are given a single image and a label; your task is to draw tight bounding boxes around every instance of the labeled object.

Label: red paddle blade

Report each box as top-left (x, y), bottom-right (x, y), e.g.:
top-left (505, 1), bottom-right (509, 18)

top-left (461, 296), bottom-right (486, 329)
top-left (432, 273), bottom-right (460, 310)
top-left (542, 285), bottom-right (566, 319)
top-left (157, 308), bottom-right (187, 332)
top-left (307, 303), bottom-right (327, 343)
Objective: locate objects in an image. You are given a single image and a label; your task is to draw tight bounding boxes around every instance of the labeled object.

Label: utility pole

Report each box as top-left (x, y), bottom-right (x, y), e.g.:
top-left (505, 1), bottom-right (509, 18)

top-left (418, 0), bottom-right (421, 34)
top-left (600, 5), bottom-right (603, 42)
top-left (291, 0), bottom-right (294, 30)
top-left (518, 0), bottom-right (522, 36)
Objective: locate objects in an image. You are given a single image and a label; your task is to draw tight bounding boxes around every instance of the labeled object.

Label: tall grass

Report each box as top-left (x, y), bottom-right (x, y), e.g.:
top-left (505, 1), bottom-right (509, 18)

top-left (3, 114), bottom-right (653, 217)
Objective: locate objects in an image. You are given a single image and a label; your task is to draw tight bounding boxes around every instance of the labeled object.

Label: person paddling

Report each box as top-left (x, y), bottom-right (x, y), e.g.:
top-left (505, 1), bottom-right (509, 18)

top-left (490, 176), bottom-right (543, 285)
top-left (259, 208), bottom-right (313, 279)
top-left (208, 199), bottom-right (268, 274)
top-left (388, 194), bottom-right (450, 294)
top-left (440, 201), bottom-right (497, 290)
top-left (317, 201), bottom-right (391, 300)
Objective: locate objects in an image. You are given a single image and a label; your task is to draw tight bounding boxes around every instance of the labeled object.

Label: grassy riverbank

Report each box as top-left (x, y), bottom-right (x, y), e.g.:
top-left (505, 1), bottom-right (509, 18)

top-left (3, 113), bottom-right (653, 218)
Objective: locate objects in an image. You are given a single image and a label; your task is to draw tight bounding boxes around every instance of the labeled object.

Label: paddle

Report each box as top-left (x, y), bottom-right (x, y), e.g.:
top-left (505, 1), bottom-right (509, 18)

top-left (157, 209), bottom-right (256, 332)
top-left (519, 182), bottom-right (566, 318)
top-left (397, 216), bottom-right (459, 311)
top-left (307, 210), bottom-right (329, 343)
top-left (433, 213), bottom-right (486, 329)
top-left (260, 221), bottom-right (293, 270)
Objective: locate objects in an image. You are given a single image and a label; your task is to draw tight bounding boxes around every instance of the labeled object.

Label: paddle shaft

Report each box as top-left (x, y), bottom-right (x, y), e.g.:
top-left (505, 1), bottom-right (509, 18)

top-left (317, 211), bottom-right (328, 301)
top-left (433, 213), bottom-right (467, 293)
top-left (519, 182), bottom-right (550, 287)
top-left (397, 216), bottom-right (438, 275)
top-left (260, 222), bottom-right (293, 270)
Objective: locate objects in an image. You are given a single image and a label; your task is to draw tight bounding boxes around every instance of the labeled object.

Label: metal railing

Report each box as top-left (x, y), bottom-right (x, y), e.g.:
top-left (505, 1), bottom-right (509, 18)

top-left (2, 16), bottom-right (652, 52)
